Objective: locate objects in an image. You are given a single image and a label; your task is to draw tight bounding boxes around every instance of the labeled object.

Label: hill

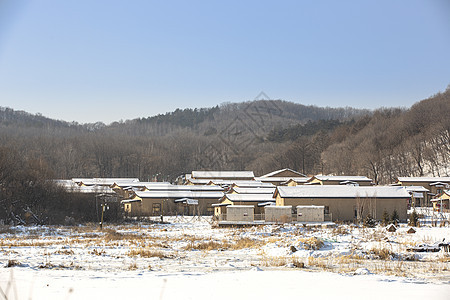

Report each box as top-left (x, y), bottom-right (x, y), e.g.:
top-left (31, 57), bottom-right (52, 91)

top-left (0, 90), bottom-right (448, 183)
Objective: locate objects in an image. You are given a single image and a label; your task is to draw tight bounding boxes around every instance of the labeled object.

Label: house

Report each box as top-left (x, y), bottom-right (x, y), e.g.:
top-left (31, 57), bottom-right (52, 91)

top-left (255, 168), bottom-right (308, 186)
top-left (110, 182), bottom-right (172, 198)
top-left (213, 193), bottom-right (275, 216)
top-left (306, 175), bottom-right (373, 186)
top-left (395, 177), bottom-right (450, 206)
top-left (431, 190), bottom-right (450, 212)
top-left (274, 185), bottom-right (410, 222)
top-left (122, 190), bottom-right (224, 216)
top-left (404, 186), bottom-right (430, 208)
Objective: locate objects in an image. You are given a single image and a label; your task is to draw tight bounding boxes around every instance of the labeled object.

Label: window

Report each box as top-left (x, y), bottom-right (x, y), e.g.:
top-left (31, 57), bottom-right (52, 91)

top-left (324, 206), bottom-right (330, 214)
top-left (152, 203), bottom-right (161, 215)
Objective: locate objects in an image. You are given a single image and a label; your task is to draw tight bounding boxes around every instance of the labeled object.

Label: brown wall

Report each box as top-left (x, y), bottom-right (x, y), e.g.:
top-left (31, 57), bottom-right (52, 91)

top-left (278, 196), bottom-right (407, 222)
top-left (128, 197), bottom-right (220, 216)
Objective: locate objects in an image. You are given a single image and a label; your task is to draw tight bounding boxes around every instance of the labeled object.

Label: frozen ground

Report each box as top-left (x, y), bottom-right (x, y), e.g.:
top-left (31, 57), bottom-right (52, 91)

top-left (1, 217), bottom-right (449, 299)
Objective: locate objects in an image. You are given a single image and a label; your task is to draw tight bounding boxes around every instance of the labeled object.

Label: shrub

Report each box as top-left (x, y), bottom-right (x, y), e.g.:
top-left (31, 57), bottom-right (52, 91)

top-left (298, 237), bottom-right (324, 250)
top-left (363, 214), bottom-right (376, 228)
top-left (408, 210), bottom-right (419, 227)
top-left (391, 210), bottom-right (399, 225)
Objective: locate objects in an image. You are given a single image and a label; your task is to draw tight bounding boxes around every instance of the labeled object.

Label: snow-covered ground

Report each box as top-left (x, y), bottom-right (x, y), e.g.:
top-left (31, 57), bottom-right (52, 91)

top-left (1, 217), bottom-right (449, 299)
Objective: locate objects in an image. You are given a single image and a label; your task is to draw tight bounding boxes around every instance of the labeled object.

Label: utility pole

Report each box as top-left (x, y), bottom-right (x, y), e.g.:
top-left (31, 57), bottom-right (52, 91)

top-left (160, 199), bottom-right (164, 223)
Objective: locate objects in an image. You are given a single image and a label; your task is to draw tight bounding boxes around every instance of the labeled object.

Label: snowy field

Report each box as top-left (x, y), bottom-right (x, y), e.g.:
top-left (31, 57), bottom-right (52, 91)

top-left (1, 217), bottom-right (449, 299)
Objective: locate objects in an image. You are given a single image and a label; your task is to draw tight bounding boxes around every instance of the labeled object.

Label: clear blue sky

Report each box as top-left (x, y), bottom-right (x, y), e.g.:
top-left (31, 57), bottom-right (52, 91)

top-left (0, 0), bottom-right (449, 124)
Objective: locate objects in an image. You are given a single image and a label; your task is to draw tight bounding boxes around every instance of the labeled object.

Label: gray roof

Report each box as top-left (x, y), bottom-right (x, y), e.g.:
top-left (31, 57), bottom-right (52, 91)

top-left (191, 171), bottom-right (255, 179)
top-left (276, 186), bottom-right (411, 199)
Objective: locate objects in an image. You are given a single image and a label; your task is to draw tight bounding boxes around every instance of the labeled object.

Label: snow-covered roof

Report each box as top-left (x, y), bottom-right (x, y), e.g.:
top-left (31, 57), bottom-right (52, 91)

top-left (73, 178), bottom-right (140, 186)
top-left (296, 205), bottom-right (325, 209)
top-left (276, 186), bottom-right (411, 199)
top-left (397, 177), bottom-right (450, 183)
top-left (135, 191), bottom-right (224, 199)
top-left (404, 186), bottom-right (430, 193)
top-left (69, 185), bottom-right (117, 194)
top-left (222, 194), bottom-right (275, 202)
top-left (259, 168), bottom-right (306, 178)
top-left (54, 180), bottom-right (79, 189)
top-left (313, 175), bottom-right (373, 182)
top-left (174, 198), bottom-right (199, 205)
top-left (257, 202), bottom-right (276, 207)
top-left (429, 182), bottom-right (450, 187)
top-left (114, 182), bottom-right (172, 188)
top-left (230, 187), bottom-right (276, 194)
top-left (257, 177), bottom-right (310, 183)
top-left (191, 171), bottom-right (255, 180)
top-left (230, 181), bottom-right (274, 188)
top-left (145, 185), bottom-right (223, 192)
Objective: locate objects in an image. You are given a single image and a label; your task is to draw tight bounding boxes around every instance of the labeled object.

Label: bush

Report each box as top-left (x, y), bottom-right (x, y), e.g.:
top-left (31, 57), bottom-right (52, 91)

top-left (363, 214), bottom-right (376, 228)
top-left (408, 210), bottom-right (419, 227)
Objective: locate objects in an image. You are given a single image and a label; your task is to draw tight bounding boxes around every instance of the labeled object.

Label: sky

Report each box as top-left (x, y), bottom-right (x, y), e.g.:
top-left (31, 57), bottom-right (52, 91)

top-left (0, 0), bottom-right (449, 124)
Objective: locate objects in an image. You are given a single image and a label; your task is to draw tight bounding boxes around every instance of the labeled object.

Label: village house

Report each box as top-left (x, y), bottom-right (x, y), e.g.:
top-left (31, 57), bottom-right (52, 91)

top-left (404, 186), bottom-right (430, 208)
top-left (306, 175), bottom-right (373, 186)
top-left (212, 193), bottom-right (275, 217)
top-left (255, 168), bottom-right (308, 186)
top-left (110, 182), bottom-right (172, 198)
top-left (431, 190), bottom-right (450, 212)
top-left (394, 177), bottom-right (450, 207)
top-left (274, 185), bottom-right (410, 222)
top-left (122, 190), bottom-right (224, 217)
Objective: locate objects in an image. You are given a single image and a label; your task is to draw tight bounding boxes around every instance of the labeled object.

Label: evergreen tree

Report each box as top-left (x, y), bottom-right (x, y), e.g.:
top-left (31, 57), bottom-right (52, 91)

top-left (391, 210), bottom-right (399, 225)
top-left (409, 210), bottom-right (419, 227)
top-left (382, 210), bottom-right (390, 226)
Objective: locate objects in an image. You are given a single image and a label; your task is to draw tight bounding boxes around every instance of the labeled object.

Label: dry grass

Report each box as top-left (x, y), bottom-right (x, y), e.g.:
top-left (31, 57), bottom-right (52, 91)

top-left (128, 248), bottom-right (172, 259)
top-left (230, 237), bottom-right (263, 250)
top-left (90, 248), bottom-right (106, 256)
top-left (298, 237), bottom-right (324, 250)
top-left (369, 247), bottom-right (395, 260)
top-left (184, 240), bottom-right (230, 251)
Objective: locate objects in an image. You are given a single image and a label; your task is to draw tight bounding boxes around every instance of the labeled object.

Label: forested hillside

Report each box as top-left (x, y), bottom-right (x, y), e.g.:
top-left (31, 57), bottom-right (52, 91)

top-left (0, 90), bottom-right (449, 185)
